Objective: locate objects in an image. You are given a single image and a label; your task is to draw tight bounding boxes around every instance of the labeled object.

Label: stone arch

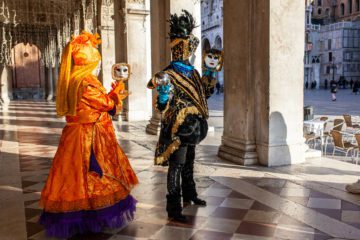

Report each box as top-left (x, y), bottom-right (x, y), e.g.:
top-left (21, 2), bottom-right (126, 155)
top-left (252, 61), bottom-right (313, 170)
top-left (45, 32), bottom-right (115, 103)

top-left (12, 43), bottom-right (44, 99)
top-left (202, 38), bottom-right (211, 52)
top-left (214, 35), bottom-right (223, 49)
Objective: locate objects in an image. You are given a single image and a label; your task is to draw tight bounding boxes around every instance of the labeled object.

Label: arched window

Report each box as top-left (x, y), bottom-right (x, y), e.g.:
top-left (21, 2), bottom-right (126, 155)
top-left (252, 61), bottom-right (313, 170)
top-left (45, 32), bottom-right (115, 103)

top-left (318, 8), bottom-right (322, 15)
top-left (202, 38), bottom-right (211, 52)
top-left (349, 0), bottom-right (353, 14)
top-left (325, 8), bottom-right (330, 16)
top-left (341, 3), bottom-right (345, 15)
top-left (215, 36), bottom-right (223, 50)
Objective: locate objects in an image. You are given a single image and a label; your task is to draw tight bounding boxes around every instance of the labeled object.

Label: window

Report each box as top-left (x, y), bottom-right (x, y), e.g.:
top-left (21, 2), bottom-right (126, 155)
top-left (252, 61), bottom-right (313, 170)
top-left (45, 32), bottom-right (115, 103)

top-left (357, 0), bottom-right (360, 11)
top-left (349, 0), bottom-right (353, 14)
top-left (326, 66), bottom-right (331, 74)
top-left (318, 0), bottom-right (322, 6)
top-left (318, 8), bottom-right (322, 15)
top-left (329, 52), bottom-right (333, 62)
top-left (328, 39), bottom-right (332, 50)
top-left (341, 3), bottom-right (345, 15)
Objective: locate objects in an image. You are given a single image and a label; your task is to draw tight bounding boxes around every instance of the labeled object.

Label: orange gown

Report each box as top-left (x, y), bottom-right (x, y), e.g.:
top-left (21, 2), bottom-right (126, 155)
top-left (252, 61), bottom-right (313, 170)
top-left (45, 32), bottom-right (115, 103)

top-left (40, 74), bottom-right (138, 213)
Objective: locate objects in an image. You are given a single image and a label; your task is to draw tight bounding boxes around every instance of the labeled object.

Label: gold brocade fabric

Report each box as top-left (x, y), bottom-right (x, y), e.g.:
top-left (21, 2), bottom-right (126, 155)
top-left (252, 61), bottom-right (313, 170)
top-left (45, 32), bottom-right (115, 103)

top-left (40, 75), bottom-right (138, 213)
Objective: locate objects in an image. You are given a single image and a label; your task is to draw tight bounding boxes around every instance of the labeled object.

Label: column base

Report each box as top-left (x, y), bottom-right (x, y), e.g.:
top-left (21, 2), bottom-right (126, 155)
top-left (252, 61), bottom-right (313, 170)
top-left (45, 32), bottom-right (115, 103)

top-left (257, 142), bottom-right (306, 167)
top-left (46, 94), bottom-right (54, 102)
top-left (146, 117), bottom-right (160, 135)
top-left (145, 112), bottom-right (161, 135)
top-left (218, 136), bottom-right (258, 165)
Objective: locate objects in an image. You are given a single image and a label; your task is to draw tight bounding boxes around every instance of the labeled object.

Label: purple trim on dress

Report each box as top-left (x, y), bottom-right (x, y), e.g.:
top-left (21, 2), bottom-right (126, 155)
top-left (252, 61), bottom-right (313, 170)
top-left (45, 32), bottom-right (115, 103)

top-left (89, 148), bottom-right (103, 177)
top-left (39, 195), bottom-right (137, 239)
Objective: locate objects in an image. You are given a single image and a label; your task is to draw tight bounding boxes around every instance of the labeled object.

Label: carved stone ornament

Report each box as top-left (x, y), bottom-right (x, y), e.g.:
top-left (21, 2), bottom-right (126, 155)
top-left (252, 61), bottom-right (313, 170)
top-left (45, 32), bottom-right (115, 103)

top-left (127, 0), bottom-right (145, 4)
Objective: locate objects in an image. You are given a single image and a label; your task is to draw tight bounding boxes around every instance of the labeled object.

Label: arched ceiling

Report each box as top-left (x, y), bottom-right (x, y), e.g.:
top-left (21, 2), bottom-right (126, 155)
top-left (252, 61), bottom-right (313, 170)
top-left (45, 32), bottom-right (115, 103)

top-left (0, 0), bottom-right (81, 26)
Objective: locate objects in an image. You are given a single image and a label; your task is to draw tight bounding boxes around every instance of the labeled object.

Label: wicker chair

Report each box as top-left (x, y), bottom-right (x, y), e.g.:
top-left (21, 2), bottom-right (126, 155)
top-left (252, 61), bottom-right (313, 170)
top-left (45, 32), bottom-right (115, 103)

top-left (354, 134), bottom-right (360, 165)
top-left (324, 119), bottom-right (344, 155)
top-left (331, 130), bottom-right (356, 161)
top-left (343, 114), bottom-right (360, 130)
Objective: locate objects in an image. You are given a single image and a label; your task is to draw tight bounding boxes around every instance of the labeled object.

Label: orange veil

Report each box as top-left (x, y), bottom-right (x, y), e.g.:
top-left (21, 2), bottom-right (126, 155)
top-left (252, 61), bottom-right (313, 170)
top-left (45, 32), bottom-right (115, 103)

top-left (56, 31), bottom-right (102, 116)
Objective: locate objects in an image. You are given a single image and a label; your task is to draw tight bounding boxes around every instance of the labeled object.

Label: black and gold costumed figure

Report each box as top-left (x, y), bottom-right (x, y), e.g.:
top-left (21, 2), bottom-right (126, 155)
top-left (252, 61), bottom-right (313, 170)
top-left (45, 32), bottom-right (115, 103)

top-left (147, 10), bottom-right (224, 222)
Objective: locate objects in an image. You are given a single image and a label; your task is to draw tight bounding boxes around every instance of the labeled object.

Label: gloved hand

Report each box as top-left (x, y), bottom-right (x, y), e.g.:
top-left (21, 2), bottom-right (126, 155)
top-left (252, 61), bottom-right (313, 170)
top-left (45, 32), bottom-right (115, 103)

top-left (109, 80), bottom-right (130, 104)
top-left (157, 84), bottom-right (171, 104)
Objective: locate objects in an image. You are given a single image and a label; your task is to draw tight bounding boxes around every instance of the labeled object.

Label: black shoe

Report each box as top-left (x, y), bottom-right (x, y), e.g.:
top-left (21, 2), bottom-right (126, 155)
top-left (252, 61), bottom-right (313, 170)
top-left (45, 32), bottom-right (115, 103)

top-left (183, 197), bottom-right (207, 206)
top-left (168, 212), bottom-right (188, 223)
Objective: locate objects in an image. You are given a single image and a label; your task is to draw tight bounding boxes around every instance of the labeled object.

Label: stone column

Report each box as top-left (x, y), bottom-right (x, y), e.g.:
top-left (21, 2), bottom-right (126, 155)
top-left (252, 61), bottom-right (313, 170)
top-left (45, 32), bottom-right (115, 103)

top-left (98, 1), bottom-right (116, 92)
top-left (219, 0), bottom-right (306, 166)
top-left (145, 0), bottom-right (202, 134)
top-left (145, 0), bottom-right (168, 135)
top-left (114, 0), bottom-right (152, 121)
top-left (52, 60), bottom-right (59, 99)
top-left (46, 66), bottom-right (54, 101)
top-left (0, 65), bottom-right (12, 103)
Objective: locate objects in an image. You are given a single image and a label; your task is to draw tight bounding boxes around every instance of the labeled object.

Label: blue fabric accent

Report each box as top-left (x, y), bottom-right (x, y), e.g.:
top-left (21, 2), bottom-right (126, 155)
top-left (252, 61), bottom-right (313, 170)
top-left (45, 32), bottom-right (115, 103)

top-left (157, 85), bottom-right (171, 104)
top-left (89, 148), bottom-right (103, 177)
top-left (203, 69), bottom-right (216, 78)
top-left (171, 61), bottom-right (194, 78)
top-left (108, 106), bottom-right (117, 116)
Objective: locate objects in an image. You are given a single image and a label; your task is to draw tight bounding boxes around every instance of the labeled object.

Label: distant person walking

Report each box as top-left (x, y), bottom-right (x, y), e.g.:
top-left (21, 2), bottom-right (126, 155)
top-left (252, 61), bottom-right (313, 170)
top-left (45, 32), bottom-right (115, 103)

top-left (330, 80), bottom-right (338, 101)
top-left (216, 82), bottom-right (221, 94)
top-left (305, 81), bottom-right (309, 89)
top-left (324, 79), bottom-right (328, 90)
top-left (353, 80), bottom-right (360, 95)
top-left (311, 81), bottom-right (315, 90)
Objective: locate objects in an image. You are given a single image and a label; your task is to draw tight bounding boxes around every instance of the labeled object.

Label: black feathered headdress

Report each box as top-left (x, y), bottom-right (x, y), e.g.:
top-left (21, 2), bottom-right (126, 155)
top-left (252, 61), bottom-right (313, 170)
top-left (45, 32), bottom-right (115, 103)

top-left (168, 10), bottom-right (197, 40)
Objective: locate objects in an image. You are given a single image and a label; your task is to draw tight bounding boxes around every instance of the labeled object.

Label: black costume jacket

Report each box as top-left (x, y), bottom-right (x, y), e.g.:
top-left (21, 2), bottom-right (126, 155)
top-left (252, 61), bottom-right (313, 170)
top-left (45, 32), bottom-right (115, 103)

top-left (147, 64), bottom-right (215, 165)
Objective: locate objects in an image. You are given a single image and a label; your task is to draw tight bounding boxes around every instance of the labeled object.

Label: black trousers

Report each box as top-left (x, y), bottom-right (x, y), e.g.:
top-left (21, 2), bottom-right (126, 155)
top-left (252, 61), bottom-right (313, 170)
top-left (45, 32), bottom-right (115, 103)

top-left (166, 145), bottom-right (197, 214)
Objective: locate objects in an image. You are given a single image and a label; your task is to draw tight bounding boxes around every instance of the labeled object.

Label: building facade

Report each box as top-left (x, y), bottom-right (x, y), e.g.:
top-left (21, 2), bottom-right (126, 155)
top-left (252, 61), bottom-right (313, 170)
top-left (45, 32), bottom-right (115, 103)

top-left (305, 0), bottom-right (360, 87)
top-left (312, 0), bottom-right (360, 24)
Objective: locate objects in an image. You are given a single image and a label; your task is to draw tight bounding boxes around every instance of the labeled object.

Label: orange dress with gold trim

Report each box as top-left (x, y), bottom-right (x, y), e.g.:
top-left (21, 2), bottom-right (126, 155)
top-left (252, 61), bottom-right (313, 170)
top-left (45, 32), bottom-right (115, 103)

top-left (40, 75), bottom-right (138, 213)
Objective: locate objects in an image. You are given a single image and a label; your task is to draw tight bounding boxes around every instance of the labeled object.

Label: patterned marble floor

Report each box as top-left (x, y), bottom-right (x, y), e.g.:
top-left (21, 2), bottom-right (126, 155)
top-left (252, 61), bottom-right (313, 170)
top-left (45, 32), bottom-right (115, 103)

top-left (1, 101), bottom-right (360, 240)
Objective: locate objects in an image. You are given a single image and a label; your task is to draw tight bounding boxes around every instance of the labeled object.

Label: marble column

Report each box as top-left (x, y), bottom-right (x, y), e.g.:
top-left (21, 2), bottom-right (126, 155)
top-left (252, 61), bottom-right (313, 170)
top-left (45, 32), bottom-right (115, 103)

top-left (145, 0), bottom-right (202, 134)
top-left (219, 0), bottom-right (306, 166)
top-left (52, 61), bottom-right (59, 99)
top-left (0, 65), bottom-right (13, 103)
top-left (114, 0), bottom-right (152, 121)
top-left (98, 1), bottom-right (115, 92)
top-left (145, 0), bottom-right (168, 135)
top-left (46, 66), bottom-right (54, 101)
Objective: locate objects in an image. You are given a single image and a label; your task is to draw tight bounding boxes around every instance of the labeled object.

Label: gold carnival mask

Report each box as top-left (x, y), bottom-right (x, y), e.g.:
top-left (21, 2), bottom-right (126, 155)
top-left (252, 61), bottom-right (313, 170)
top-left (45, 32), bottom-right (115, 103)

top-left (170, 34), bottom-right (199, 61)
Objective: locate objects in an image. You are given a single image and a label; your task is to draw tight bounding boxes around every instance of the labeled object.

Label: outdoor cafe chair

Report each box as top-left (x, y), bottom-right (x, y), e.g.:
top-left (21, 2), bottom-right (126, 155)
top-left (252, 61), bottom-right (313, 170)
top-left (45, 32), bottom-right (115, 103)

top-left (343, 114), bottom-right (360, 131)
top-left (324, 119), bottom-right (344, 155)
top-left (354, 134), bottom-right (360, 165)
top-left (331, 130), bottom-right (357, 162)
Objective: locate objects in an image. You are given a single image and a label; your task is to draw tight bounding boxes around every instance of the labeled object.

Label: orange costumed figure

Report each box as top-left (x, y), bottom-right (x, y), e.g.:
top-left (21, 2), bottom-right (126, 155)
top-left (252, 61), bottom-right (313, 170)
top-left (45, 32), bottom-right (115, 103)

top-left (39, 31), bottom-right (138, 238)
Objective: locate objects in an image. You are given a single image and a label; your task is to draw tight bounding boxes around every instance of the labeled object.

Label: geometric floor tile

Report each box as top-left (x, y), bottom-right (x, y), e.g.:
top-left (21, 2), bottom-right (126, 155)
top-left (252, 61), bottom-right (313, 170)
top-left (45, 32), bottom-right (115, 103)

top-left (2, 101), bottom-right (360, 240)
top-left (307, 198), bottom-right (342, 210)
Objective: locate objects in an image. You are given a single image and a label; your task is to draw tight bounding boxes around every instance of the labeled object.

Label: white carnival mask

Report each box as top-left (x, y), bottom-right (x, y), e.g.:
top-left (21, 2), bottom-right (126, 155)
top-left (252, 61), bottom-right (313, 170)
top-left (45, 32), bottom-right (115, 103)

top-left (204, 53), bottom-right (220, 69)
top-left (112, 63), bottom-right (131, 81)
